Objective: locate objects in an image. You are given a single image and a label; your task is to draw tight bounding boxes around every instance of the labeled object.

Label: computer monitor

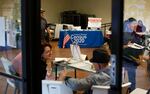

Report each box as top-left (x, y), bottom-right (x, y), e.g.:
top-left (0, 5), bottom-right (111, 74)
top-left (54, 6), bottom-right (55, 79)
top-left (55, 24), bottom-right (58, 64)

top-left (42, 80), bottom-right (73, 94)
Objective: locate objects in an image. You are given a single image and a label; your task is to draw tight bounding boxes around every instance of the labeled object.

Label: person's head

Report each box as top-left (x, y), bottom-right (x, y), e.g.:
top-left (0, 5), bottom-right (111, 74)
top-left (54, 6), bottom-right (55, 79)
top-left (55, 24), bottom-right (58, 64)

top-left (128, 17), bottom-right (138, 31)
top-left (40, 8), bottom-right (45, 17)
top-left (41, 43), bottom-right (52, 61)
top-left (90, 47), bottom-right (110, 71)
top-left (138, 20), bottom-right (143, 26)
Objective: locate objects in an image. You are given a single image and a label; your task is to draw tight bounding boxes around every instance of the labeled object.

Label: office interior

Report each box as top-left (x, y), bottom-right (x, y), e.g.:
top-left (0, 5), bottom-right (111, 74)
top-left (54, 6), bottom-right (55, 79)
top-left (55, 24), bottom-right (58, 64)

top-left (0, 0), bottom-right (150, 94)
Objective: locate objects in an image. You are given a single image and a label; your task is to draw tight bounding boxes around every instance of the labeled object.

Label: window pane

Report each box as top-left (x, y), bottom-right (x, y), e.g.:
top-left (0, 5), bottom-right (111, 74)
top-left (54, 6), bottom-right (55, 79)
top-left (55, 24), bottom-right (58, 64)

top-left (123, 0), bottom-right (150, 92)
top-left (0, 0), bottom-right (22, 94)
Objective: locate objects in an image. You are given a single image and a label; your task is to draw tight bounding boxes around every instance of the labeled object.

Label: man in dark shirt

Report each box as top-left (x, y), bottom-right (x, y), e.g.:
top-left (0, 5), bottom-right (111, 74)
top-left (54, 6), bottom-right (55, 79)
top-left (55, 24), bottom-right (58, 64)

top-left (123, 17), bottom-right (144, 92)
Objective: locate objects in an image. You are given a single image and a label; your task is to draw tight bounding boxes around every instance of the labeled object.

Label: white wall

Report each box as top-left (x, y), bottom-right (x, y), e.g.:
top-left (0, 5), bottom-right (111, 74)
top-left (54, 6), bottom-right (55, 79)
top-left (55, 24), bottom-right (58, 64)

top-left (1, 0), bottom-right (150, 30)
top-left (41, 0), bottom-right (112, 24)
top-left (41, 0), bottom-right (72, 23)
top-left (0, 0), bottom-right (20, 20)
top-left (71, 0), bottom-right (112, 23)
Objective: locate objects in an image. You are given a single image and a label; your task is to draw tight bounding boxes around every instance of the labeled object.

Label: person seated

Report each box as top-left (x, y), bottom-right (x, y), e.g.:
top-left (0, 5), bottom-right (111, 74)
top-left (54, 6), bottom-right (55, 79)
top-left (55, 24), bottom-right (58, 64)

top-left (58, 47), bottom-right (111, 94)
top-left (9, 43), bottom-right (54, 81)
top-left (9, 52), bottom-right (22, 77)
top-left (40, 43), bottom-right (55, 80)
top-left (8, 52), bottom-right (22, 93)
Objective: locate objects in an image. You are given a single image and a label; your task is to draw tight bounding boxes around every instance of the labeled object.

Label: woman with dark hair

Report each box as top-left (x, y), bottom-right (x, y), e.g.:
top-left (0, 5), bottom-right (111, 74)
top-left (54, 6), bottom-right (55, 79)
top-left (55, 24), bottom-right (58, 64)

top-left (40, 43), bottom-right (54, 80)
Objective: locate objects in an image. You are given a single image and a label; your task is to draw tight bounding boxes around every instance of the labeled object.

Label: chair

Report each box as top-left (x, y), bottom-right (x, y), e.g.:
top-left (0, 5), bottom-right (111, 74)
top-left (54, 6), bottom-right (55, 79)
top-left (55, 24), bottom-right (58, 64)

top-left (42, 80), bottom-right (73, 94)
top-left (92, 82), bottom-right (131, 94)
top-left (0, 57), bottom-right (20, 94)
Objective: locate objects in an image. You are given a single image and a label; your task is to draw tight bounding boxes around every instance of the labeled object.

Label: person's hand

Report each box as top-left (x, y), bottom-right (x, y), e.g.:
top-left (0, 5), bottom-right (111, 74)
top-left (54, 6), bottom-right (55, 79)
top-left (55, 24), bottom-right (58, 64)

top-left (142, 55), bottom-right (150, 60)
top-left (46, 58), bottom-right (51, 63)
top-left (46, 70), bottom-right (52, 77)
top-left (123, 41), bottom-right (132, 48)
top-left (46, 69), bottom-right (55, 80)
top-left (46, 62), bottom-right (52, 70)
top-left (127, 41), bottom-right (132, 45)
top-left (58, 67), bottom-right (67, 81)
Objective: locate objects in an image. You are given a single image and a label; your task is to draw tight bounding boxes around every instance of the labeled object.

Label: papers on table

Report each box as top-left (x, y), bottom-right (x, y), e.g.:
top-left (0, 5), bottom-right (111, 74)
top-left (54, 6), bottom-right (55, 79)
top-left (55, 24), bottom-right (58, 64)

top-left (80, 54), bottom-right (87, 60)
top-left (54, 58), bottom-right (95, 73)
top-left (127, 43), bottom-right (144, 49)
top-left (54, 58), bottom-right (70, 66)
top-left (54, 52), bottom-right (87, 64)
top-left (136, 32), bottom-right (150, 36)
top-left (54, 55), bottom-right (86, 64)
top-left (54, 58), bottom-right (69, 62)
top-left (68, 60), bottom-right (96, 73)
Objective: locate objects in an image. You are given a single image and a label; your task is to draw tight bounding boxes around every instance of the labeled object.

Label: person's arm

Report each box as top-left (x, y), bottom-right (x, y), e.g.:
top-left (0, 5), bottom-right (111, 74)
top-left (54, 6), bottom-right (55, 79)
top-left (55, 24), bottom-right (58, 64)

top-left (142, 55), bottom-right (150, 60)
top-left (45, 60), bottom-right (55, 80)
top-left (123, 41), bottom-right (132, 48)
top-left (58, 67), bottom-right (93, 91)
top-left (65, 77), bottom-right (93, 91)
top-left (58, 67), bottom-right (67, 81)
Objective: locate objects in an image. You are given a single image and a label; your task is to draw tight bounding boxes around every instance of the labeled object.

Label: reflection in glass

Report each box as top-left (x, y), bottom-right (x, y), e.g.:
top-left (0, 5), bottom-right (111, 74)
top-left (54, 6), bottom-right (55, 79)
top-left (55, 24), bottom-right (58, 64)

top-left (0, 0), bottom-right (22, 94)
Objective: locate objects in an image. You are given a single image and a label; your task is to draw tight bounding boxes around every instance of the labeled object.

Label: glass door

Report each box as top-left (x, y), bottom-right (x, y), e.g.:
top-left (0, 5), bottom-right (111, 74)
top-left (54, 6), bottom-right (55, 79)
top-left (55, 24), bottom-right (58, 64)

top-left (0, 0), bottom-right (22, 94)
top-left (0, 0), bottom-right (41, 94)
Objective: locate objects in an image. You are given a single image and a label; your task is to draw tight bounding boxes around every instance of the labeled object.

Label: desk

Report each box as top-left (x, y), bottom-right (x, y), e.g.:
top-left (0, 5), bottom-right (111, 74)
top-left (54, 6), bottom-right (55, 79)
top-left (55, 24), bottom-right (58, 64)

top-left (58, 30), bottom-right (104, 48)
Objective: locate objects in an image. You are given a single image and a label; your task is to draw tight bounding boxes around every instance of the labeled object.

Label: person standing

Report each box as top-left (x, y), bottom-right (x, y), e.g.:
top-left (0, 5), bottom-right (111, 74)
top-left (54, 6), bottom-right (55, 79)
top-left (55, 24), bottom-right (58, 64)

top-left (123, 17), bottom-right (144, 92)
top-left (136, 20), bottom-right (146, 32)
top-left (41, 9), bottom-right (50, 44)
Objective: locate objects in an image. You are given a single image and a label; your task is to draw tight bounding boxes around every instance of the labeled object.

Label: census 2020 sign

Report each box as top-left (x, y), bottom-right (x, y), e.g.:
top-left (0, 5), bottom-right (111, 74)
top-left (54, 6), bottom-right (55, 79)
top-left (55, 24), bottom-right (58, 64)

top-left (71, 34), bottom-right (87, 45)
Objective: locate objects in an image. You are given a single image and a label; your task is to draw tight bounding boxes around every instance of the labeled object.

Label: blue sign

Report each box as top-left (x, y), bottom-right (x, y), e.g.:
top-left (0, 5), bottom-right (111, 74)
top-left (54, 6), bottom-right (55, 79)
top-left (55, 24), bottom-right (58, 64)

top-left (58, 30), bottom-right (104, 48)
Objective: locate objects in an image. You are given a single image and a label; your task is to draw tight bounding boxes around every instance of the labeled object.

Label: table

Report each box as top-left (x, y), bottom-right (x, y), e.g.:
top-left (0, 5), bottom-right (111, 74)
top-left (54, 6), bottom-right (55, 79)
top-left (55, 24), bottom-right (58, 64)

top-left (58, 30), bottom-right (104, 48)
top-left (67, 60), bottom-right (96, 73)
top-left (53, 58), bottom-right (95, 80)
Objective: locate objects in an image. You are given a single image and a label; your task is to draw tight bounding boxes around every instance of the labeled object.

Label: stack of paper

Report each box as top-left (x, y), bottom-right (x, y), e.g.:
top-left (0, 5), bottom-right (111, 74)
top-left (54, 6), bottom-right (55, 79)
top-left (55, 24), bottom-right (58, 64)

top-left (128, 43), bottom-right (144, 49)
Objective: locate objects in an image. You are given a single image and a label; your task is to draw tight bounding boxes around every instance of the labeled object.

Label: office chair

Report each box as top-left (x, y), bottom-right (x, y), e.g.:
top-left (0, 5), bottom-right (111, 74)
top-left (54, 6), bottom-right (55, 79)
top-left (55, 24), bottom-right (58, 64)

top-left (0, 57), bottom-right (20, 94)
top-left (92, 82), bottom-right (131, 94)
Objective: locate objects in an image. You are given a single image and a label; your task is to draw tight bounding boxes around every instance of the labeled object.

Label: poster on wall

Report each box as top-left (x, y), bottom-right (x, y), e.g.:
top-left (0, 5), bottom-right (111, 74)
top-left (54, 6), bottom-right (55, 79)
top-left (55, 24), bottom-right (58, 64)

top-left (6, 19), bottom-right (17, 48)
top-left (87, 17), bottom-right (102, 29)
top-left (0, 17), bottom-right (6, 47)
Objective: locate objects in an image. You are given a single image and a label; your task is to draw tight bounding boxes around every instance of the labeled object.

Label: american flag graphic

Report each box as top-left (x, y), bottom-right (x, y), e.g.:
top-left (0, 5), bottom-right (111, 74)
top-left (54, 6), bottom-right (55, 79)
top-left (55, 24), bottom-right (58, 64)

top-left (63, 32), bottom-right (70, 48)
